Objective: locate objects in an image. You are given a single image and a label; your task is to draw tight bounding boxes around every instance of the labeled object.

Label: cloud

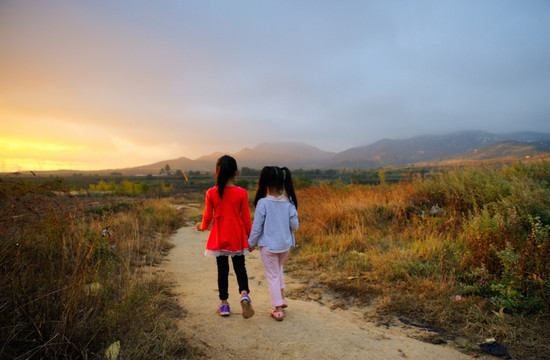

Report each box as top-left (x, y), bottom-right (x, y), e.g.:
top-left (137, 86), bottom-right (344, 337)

top-left (1, 0), bottom-right (549, 171)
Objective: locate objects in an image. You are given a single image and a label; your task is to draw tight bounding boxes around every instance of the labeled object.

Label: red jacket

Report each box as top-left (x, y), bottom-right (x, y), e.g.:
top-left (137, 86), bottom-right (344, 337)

top-left (201, 186), bottom-right (252, 256)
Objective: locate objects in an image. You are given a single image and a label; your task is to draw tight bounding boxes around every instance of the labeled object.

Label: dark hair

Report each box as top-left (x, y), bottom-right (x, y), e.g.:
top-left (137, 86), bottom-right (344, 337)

top-left (254, 166), bottom-right (298, 209)
top-left (216, 155), bottom-right (238, 199)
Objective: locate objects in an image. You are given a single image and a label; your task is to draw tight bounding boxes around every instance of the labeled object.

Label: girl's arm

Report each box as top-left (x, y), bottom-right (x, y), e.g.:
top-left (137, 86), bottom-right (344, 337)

top-left (248, 201), bottom-right (266, 248)
top-left (289, 205), bottom-right (299, 232)
top-left (241, 192), bottom-right (252, 237)
top-left (197, 189), bottom-right (214, 231)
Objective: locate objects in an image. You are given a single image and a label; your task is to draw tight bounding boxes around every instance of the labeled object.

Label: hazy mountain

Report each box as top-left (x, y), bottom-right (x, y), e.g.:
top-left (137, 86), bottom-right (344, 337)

top-left (38, 130), bottom-right (548, 175)
top-left (439, 140), bottom-right (550, 162)
top-left (233, 142), bottom-right (335, 169)
top-left (128, 156), bottom-right (196, 174)
top-left (496, 131), bottom-right (550, 143)
top-left (328, 130), bottom-right (502, 168)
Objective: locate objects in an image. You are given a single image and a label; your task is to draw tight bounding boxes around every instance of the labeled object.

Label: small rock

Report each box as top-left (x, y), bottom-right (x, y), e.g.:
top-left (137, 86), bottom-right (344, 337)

top-left (105, 341), bottom-right (120, 360)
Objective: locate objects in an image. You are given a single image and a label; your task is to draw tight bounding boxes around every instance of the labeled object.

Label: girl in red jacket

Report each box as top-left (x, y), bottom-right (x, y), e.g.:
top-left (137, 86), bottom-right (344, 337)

top-left (196, 155), bottom-right (254, 318)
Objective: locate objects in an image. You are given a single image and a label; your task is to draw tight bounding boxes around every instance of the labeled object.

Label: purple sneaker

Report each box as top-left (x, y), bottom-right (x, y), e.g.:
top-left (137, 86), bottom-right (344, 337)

top-left (240, 293), bottom-right (255, 319)
top-left (217, 303), bottom-right (230, 316)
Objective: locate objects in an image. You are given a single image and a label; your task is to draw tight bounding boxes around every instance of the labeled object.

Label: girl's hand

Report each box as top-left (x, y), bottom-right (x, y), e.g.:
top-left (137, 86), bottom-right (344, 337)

top-left (195, 222), bottom-right (203, 231)
top-left (249, 245), bottom-right (255, 252)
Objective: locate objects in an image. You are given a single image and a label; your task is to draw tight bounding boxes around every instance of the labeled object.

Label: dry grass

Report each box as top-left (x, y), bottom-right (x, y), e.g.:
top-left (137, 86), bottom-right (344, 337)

top-left (287, 161), bottom-right (550, 359)
top-left (0, 178), bottom-right (200, 359)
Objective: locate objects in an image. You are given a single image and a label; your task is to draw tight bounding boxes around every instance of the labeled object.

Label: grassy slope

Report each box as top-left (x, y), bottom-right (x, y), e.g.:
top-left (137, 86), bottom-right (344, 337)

top-left (287, 161), bottom-right (550, 359)
top-left (0, 179), bottom-right (201, 359)
top-left (4, 161), bottom-right (549, 358)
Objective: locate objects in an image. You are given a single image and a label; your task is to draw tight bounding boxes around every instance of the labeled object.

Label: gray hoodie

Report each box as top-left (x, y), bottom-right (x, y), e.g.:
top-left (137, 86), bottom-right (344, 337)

top-left (248, 194), bottom-right (299, 253)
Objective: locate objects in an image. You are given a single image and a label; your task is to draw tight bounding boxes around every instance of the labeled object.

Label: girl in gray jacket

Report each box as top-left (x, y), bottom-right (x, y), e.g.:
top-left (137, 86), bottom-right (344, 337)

top-left (248, 166), bottom-right (299, 321)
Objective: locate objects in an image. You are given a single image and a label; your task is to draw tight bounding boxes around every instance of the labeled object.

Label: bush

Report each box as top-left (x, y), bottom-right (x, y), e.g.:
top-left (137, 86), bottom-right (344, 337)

top-left (288, 161), bottom-right (550, 359)
top-left (234, 179), bottom-right (250, 189)
top-left (0, 180), bottom-right (191, 359)
top-left (294, 175), bottom-right (313, 189)
top-left (88, 180), bottom-right (173, 196)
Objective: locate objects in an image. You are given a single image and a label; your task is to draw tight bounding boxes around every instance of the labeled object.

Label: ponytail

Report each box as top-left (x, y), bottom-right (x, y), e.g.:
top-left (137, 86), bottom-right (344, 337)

top-left (281, 167), bottom-right (298, 210)
top-left (216, 155), bottom-right (238, 199)
top-left (253, 166), bottom-right (298, 210)
top-left (254, 166), bottom-right (271, 206)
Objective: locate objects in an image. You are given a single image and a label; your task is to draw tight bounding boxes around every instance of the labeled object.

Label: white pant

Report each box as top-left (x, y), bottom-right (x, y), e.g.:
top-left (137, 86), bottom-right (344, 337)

top-left (260, 247), bottom-right (290, 307)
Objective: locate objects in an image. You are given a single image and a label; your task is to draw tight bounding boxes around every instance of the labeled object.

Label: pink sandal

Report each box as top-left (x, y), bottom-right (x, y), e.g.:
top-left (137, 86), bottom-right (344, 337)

top-left (271, 309), bottom-right (284, 321)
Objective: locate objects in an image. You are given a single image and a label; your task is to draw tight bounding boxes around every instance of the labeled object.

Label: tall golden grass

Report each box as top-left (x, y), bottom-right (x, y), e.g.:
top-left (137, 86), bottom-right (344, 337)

top-left (0, 178), bottom-right (197, 359)
top-left (288, 161), bottom-right (549, 359)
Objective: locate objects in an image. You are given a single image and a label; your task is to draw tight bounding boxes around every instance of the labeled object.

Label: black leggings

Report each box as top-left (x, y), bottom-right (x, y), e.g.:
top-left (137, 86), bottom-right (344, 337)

top-left (216, 255), bottom-right (249, 301)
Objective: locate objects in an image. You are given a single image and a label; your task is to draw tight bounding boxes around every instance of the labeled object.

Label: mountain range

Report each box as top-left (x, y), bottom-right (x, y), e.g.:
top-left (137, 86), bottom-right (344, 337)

top-left (125, 130), bottom-right (550, 174)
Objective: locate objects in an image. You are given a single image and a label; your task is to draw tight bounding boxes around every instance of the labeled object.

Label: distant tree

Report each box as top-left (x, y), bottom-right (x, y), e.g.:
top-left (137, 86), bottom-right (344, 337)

top-left (378, 170), bottom-right (386, 186)
top-left (419, 167), bottom-right (427, 178)
top-left (350, 171), bottom-right (362, 185)
top-left (174, 169), bottom-right (188, 180)
top-left (294, 175), bottom-right (312, 189)
top-left (240, 167), bottom-right (260, 176)
top-left (164, 164), bottom-right (171, 174)
top-left (159, 168), bottom-right (165, 175)
top-left (234, 179), bottom-right (249, 189)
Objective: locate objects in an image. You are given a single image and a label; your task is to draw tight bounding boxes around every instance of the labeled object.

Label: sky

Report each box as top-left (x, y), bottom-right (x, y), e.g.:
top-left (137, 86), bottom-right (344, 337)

top-left (1, 1), bottom-right (549, 171)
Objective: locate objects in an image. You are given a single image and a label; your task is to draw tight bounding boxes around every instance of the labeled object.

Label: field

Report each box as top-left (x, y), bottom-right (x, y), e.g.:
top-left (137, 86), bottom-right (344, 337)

top-left (3, 163), bottom-right (437, 194)
top-left (1, 160), bottom-right (549, 359)
top-left (288, 161), bottom-right (550, 359)
top-left (0, 177), bottom-right (200, 359)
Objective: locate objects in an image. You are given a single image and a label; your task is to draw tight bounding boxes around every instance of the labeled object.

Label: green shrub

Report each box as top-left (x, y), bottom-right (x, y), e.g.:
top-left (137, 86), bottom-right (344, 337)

top-left (88, 180), bottom-right (173, 196)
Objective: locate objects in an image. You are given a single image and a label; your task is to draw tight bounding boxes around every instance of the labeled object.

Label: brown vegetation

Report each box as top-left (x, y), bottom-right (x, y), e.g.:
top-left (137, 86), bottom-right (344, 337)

top-left (0, 178), bottom-right (199, 359)
top-left (287, 161), bottom-right (550, 359)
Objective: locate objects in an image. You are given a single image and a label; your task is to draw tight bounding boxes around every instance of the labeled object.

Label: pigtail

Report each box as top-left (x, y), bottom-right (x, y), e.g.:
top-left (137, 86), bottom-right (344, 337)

top-left (254, 166), bottom-right (271, 206)
top-left (281, 167), bottom-right (298, 210)
top-left (254, 166), bottom-right (297, 209)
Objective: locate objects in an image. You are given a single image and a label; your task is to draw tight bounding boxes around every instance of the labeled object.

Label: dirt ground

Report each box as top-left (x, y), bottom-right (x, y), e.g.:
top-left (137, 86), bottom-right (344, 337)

top-left (164, 225), bottom-right (486, 360)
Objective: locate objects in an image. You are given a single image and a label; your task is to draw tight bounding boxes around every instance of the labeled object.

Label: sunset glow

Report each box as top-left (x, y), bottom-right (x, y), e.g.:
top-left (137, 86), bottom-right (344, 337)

top-left (1, 139), bottom-right (81, 153)
top-left (1, 1), bottom-right (549, 172)
top-left (1, 138), bottom-right (86, 171)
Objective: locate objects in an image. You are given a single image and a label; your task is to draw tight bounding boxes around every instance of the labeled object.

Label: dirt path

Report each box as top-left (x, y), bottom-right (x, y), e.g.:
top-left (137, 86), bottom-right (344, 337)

top-left (164, 225), bottom-right (480, 360)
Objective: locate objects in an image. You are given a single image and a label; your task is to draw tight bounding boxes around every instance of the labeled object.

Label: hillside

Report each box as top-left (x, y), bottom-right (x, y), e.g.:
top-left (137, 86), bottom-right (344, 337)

top-left (138, 130), bottom-right (529, 173)
top-left (126, 156), bottom-right (196, 175)
top-left (328, 130), bottom-right (503, 168)
top-left (233, 142), bottom-right (335, 169)
top-left (16, 130), bottom-right (550, 176)
top-left (431, 140), bottom-right (550, 164)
